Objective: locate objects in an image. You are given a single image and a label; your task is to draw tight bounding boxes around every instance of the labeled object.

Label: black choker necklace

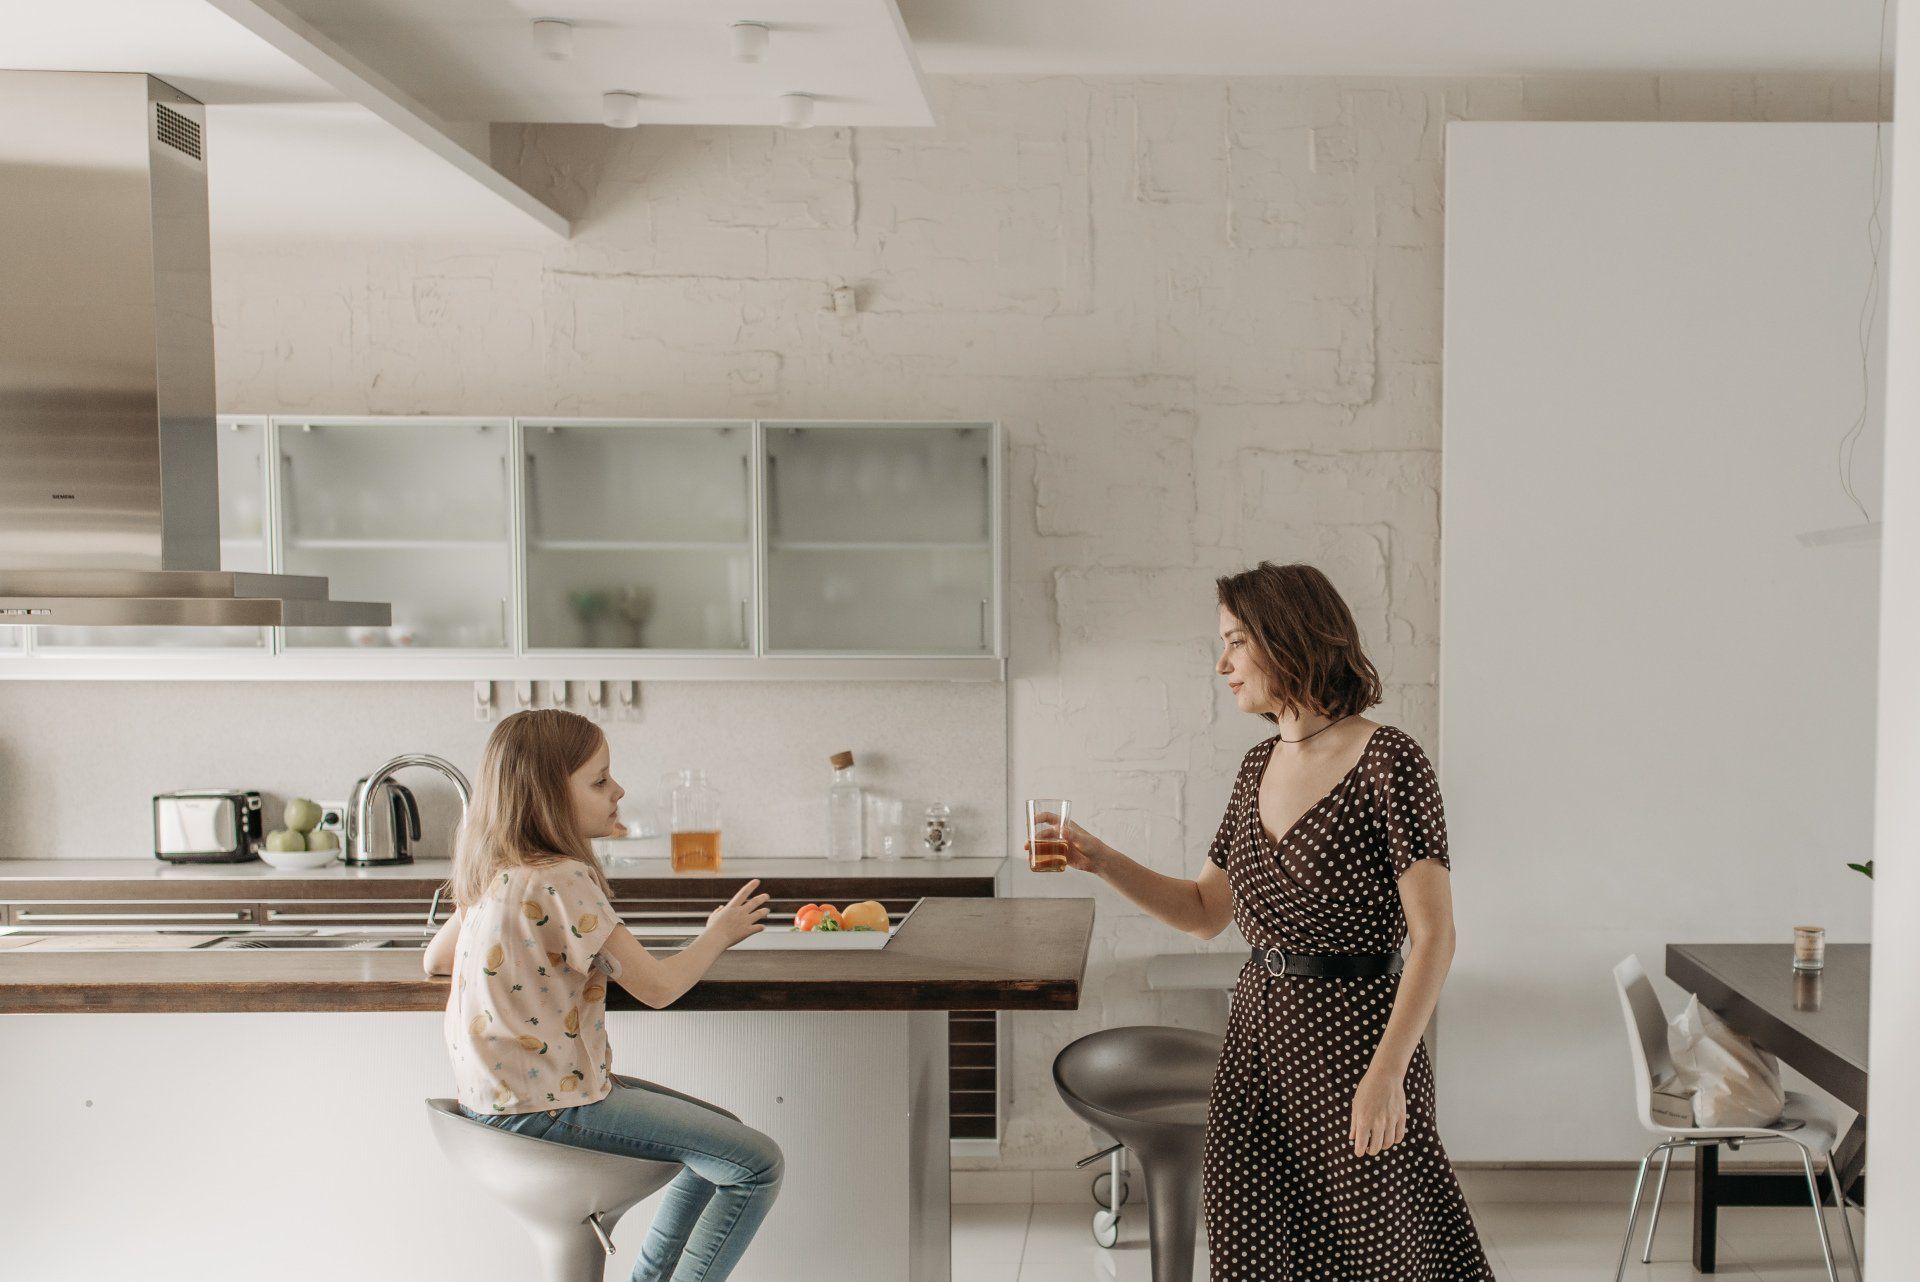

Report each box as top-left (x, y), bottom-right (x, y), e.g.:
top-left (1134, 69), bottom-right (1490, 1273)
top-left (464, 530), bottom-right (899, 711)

top-left (1276, 713), bottom-right (1351, 744)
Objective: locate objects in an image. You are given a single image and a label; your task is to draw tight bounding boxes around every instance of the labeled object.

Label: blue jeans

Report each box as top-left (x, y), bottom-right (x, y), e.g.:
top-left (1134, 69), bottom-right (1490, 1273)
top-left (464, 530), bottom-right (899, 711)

top-left (462, 1074), bottom-right (784, 1282)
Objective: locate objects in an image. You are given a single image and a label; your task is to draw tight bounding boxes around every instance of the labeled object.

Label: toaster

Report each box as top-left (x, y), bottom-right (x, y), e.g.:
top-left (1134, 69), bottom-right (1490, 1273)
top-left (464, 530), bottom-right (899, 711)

top-left (153, 790), bottom-right (264, 863)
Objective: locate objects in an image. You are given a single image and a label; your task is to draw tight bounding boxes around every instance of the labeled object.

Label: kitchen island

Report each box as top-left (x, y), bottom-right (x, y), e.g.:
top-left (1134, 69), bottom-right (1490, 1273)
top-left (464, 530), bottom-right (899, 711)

top-left (0, 869), bottom-right (1089, 1282)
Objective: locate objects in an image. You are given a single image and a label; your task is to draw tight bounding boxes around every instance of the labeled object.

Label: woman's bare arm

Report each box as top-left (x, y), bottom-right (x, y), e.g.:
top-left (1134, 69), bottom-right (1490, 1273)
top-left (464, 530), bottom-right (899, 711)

top-left (1370, 860), bottom-right (1455, 1076)
top-left (1095, 846), bottom-right (1235, 940)
top-left (1040, 817), bottom-right (1234, 940)
top-left (1350, 859), bottom-right (1456, 1155)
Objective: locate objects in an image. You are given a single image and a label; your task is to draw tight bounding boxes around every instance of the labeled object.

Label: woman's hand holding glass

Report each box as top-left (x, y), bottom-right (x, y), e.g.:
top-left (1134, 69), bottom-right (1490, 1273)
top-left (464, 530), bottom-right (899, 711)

top-left (1022, 812), bottom-right (1109, 875)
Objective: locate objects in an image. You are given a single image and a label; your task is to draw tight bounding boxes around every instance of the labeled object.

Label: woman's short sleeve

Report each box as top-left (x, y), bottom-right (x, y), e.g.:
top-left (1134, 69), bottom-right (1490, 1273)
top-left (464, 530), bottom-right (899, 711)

top-left (1207, 754), bottom-right (1250, 870)
top-left (525, 863), bottom-right (618, 972)
top-left (1376, 731), bottom-right (1450, 879)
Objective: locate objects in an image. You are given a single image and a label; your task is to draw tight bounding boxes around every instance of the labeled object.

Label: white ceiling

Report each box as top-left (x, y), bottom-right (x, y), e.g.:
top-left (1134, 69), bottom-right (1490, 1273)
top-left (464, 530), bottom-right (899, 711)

top-left (897, 0), bottom-right (1889, 79)
top-left (0, 0), bottom-right (327, 102)
top-left (207, 103), bottom-right (547, 239)
top-left (0, 0), bottom-right (1889, 241)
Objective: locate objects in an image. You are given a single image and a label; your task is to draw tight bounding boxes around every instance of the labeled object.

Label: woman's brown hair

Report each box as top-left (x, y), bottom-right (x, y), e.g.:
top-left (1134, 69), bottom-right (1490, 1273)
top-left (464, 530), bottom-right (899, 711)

top-left (1215, 561), bottom-right (1383, 724)
top-left (451, 709), bottom-right (616, 910)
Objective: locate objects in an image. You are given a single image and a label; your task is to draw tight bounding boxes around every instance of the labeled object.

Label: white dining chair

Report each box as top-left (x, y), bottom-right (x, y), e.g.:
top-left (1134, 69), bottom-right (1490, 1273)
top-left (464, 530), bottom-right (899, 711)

top-left (1612, 955), bottom-right (1861, 1282)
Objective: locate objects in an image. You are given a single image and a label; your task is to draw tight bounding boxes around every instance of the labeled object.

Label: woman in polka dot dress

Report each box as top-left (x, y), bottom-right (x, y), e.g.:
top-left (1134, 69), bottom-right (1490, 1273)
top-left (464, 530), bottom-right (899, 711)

top-left (1045, 562), bottom-right (1494, 1280)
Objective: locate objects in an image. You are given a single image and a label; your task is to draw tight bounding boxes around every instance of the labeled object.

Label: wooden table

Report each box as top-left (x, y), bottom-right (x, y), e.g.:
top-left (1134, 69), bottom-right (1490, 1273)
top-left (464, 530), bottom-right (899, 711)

top-left (1666, 943), bottom-right (1868, 1274)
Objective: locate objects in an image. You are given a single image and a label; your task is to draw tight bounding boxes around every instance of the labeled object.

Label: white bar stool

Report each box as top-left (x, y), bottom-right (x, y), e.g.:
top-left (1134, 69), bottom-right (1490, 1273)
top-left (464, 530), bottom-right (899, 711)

top-left (425, 1097), bottom-right (683, 1282)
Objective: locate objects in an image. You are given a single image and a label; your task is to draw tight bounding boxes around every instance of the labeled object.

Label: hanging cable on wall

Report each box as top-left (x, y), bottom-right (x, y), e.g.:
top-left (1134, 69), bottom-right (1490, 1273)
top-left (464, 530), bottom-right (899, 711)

top-left (1838, 0), bottom-right (1892, 521)
top-left (1801, 0), bottom-right (1892, 548)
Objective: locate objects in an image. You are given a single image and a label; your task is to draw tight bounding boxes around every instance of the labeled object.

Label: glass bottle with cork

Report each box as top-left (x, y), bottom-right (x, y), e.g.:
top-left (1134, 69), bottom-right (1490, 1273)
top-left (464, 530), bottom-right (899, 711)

top-left (826, 750), bottom-right (864, 863)
top-left (668, 768), bottom-right (722, 873)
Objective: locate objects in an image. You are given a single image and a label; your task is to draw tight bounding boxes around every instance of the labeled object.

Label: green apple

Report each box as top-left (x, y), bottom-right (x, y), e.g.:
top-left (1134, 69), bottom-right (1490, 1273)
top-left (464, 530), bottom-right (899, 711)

top-left (265, 828), bottom-right (307, 853)
top-left (304, 829), bottom-right (340, 853)
top-left (283, 798), bottom-right (322, 833)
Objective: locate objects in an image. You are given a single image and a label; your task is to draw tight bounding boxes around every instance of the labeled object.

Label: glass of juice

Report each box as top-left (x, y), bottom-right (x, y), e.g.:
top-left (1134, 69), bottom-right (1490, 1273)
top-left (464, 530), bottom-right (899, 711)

top-left (1026, 799), bottom-right (1071, 873)
top-left (669, 768), bottom-right (722, 873)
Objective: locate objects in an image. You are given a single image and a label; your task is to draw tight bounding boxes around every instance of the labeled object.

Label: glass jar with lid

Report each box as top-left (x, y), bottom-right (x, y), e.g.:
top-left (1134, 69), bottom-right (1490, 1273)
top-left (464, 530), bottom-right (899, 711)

top-left (922, 801), bottom-right (953, 859)
top-left (668, 769), bottom-right (722, 874)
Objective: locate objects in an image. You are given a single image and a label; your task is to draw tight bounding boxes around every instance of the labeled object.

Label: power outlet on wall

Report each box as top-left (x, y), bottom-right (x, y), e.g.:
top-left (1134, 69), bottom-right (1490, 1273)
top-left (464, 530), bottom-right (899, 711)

top-left (314, 800), bottom-right (349, 837)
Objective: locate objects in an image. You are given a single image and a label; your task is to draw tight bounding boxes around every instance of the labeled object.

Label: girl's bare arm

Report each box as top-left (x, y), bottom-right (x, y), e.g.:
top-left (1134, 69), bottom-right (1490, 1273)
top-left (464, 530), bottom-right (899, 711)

top-left (422, 909), bottom-right (461, 977)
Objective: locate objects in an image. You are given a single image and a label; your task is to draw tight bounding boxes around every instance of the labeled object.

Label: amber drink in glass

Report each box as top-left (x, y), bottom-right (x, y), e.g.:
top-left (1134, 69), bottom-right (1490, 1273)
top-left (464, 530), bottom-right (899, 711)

top-left (1027, 799), bottom-right (1070, 873)
top-left (669, 768), bottom-right (723, 873)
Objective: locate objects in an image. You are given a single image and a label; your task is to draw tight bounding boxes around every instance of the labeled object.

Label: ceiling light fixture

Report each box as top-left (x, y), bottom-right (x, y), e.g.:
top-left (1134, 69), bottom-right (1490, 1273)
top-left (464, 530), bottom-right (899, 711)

top-left (730, 22), bottom-right (770, 63)
top-left (602, 92), bottom-right (643, 129)
top-left (531, 18), bottom-right (574, 62)
top-left (777, 93), bottom-right (814, 129)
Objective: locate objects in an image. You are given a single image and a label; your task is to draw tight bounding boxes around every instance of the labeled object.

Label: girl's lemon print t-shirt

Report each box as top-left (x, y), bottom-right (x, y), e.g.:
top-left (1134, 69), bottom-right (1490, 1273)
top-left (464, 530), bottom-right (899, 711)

top-left (445, 861), bottom-right (620, 1114)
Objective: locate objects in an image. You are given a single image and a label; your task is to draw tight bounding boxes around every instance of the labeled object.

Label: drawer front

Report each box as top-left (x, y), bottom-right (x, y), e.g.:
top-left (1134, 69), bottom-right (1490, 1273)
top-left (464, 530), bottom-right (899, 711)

top-left (4, 900), bottom-right (258, 928)
top-left (260, 900), bottom-right (439, 928)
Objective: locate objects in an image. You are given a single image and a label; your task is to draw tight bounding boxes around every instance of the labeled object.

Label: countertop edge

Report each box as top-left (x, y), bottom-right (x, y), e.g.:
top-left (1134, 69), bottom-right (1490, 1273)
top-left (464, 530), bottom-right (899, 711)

top-left (0, 897), bottom-right (1094, 1015)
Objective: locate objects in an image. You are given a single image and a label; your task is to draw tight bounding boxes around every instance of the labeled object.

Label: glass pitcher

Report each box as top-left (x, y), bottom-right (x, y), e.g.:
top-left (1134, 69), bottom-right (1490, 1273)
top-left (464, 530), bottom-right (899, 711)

top-left (668, 768), bottom-right (722, 874)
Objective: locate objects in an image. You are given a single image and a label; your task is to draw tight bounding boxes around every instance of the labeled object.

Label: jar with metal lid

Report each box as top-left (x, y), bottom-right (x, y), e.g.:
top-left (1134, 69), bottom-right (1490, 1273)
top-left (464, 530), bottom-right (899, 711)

top-left (922, 801), bottom-right (953, 859)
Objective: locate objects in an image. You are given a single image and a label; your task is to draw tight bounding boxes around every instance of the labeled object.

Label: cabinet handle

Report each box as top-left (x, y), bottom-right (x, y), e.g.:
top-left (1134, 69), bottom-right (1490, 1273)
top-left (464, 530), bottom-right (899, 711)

top-left (979, 598), bottom-right (989, 650)
top-left (767, 455), bottom-right (779, 538)
top-left (524, 452), bottom-right (540, 540)
top-left (279, 451), bottom-right (298, 542)
top-left (738, 600), bottom-right (748, 648)
top-left (982, 454), bottom-right (991, 539)
top-left (15, 910), bottom-right (249, 922)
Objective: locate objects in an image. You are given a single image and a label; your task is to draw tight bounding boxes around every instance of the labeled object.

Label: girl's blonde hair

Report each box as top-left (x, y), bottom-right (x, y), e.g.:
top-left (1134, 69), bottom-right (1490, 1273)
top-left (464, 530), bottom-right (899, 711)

top-left (452, 709), bottom-right (616, 910)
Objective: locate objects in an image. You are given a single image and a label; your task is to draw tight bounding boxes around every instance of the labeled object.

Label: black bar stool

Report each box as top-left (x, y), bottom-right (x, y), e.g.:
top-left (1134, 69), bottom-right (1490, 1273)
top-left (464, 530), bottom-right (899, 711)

top-left (1052, 1026), bottom-right (1222, 1282)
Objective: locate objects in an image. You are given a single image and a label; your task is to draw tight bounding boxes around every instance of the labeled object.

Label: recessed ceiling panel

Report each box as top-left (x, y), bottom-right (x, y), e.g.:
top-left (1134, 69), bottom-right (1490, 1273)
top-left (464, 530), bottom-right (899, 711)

top-left (276, 0), bottom-right (935, 127)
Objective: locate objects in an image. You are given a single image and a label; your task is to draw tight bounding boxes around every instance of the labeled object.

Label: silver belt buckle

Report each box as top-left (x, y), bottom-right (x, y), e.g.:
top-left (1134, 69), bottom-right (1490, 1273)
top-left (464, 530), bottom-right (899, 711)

top-left (1262, 946), bottom-right (1290, 977)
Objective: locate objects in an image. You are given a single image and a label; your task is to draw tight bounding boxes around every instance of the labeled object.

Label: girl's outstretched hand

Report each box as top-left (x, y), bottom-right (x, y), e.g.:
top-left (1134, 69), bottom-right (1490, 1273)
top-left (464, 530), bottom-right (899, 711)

top-left (1023, 815), bottom-right (1109, 875)
top-left (707, 878), bottom-right (770, 946)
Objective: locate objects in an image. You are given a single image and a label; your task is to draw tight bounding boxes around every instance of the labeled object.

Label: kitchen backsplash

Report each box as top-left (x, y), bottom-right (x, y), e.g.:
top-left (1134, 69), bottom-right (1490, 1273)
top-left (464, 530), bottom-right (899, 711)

top-left (0, 680), bottom-right (1004, 863)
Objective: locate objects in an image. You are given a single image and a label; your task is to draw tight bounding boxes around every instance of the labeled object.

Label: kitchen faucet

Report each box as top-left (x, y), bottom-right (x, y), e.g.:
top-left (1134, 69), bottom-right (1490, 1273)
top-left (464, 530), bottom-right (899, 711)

top-left (345, 754), bottom-right (473, 868)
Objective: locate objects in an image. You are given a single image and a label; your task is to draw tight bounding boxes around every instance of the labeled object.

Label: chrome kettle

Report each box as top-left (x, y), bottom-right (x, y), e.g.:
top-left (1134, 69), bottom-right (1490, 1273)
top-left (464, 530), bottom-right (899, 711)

top-left (343, 753), bottom-right (473, 867)
top-left (344, 778), bottom-right (419, 866)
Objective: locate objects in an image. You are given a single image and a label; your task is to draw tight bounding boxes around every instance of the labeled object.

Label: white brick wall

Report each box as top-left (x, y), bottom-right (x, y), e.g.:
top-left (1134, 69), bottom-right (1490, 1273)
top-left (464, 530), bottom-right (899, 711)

top-left (204, 73), bottom-right (1881, 1171)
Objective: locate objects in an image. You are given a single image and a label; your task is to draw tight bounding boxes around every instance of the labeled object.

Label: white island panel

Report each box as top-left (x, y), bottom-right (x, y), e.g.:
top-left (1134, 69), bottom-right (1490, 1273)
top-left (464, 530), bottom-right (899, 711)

top-left (3, 1008), bottom-right (948, 1280)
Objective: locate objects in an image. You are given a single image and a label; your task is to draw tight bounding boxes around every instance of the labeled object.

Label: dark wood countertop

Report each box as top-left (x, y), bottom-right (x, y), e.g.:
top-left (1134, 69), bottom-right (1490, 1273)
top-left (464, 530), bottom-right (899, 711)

top-left (0, 897), bottom-right (1093, 1015)
top-left (0, 857), bottom-right (1004, 903)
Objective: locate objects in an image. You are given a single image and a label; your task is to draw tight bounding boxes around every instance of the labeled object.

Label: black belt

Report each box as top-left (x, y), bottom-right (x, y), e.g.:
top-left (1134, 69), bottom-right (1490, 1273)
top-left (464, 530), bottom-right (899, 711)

top-left (1248, 946), bottom-right (1404, 979)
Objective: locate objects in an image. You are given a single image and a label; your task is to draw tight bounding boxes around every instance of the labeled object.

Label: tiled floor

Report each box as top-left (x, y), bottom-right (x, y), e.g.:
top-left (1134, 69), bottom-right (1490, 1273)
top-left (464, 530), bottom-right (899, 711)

top-left (952, 1199), bottom-right (1864, 1281)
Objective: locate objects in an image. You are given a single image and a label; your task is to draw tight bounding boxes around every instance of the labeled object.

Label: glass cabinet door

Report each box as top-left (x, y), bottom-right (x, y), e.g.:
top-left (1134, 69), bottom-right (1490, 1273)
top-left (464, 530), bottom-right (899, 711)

top-left (762, 423), bottom-right (996, 654)
top-left (277, 418), bottom-right (513, 651)
top-left (522, 421), bottom-right (753, 652)
top-left (34, 416), bottom-right (273, 651)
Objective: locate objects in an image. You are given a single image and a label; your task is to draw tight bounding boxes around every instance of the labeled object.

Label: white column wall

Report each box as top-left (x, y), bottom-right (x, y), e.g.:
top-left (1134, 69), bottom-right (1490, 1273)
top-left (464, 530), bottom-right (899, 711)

top-left (1865, 3), bottom-right (1920, 1276)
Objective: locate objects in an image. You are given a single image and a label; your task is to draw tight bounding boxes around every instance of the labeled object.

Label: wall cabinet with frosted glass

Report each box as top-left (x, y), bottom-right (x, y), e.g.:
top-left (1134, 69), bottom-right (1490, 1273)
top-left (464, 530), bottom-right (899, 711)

top-left (7, 417), bottom-right (1004, 680)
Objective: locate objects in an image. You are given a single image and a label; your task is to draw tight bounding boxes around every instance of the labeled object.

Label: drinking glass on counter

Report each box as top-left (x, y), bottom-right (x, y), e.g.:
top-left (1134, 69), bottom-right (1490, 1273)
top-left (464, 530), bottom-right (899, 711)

top-left (869, 796), bottom-right (908, 861)
top-left (1026, 799), bottom-right (1071, 873)
top-left (1792, 925), bottom-right (1826, 972)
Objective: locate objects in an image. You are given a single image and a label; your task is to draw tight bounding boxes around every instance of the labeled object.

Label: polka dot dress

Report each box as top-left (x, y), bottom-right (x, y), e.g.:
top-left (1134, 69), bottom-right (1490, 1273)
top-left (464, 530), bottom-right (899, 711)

top-left (1201, 724), bottom-right (1495, 1280)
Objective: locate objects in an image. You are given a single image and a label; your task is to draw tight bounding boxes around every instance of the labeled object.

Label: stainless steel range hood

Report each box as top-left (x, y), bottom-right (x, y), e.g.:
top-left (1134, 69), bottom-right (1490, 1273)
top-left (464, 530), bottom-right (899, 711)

top-left (0, 71), bottom-right (388, 629)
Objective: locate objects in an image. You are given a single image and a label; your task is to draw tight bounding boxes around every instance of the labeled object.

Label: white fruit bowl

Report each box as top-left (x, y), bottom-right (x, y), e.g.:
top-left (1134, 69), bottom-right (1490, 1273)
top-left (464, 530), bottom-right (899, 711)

top-left (260, 845), bottom-right (339, 871)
